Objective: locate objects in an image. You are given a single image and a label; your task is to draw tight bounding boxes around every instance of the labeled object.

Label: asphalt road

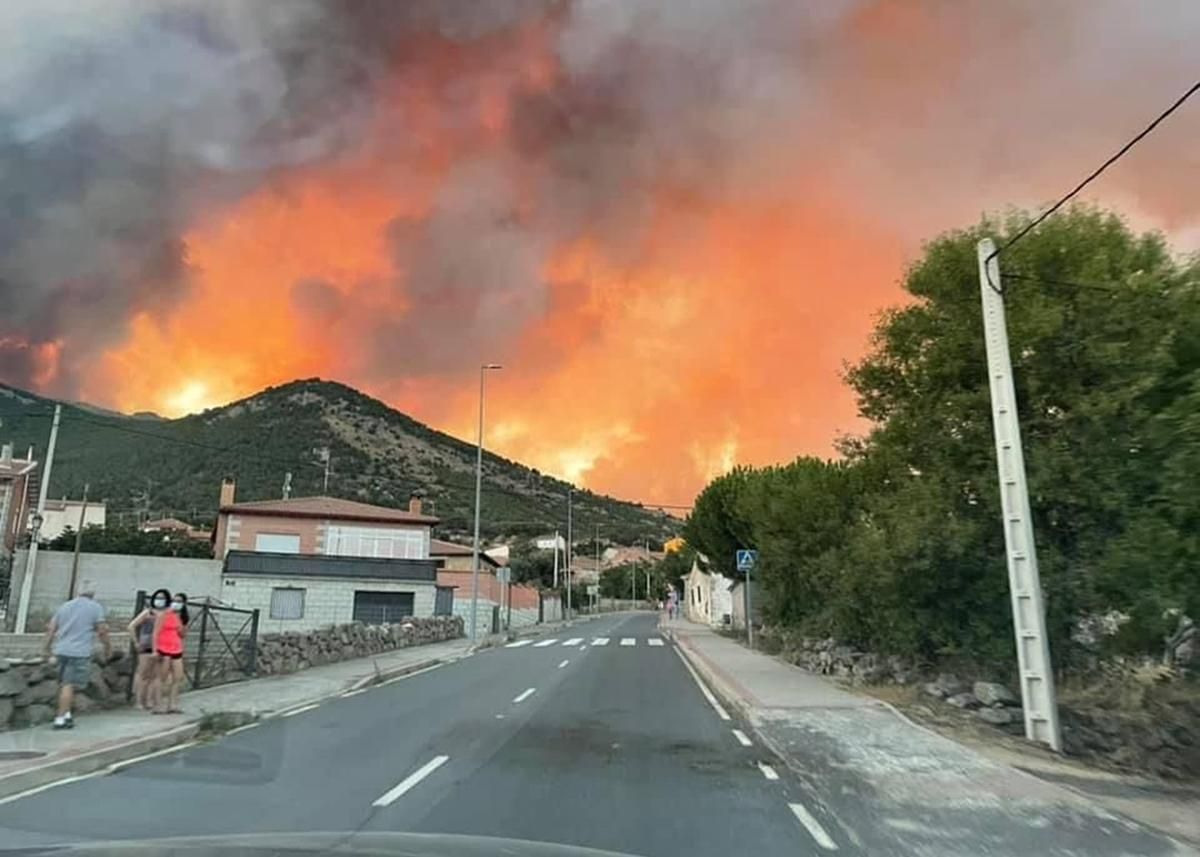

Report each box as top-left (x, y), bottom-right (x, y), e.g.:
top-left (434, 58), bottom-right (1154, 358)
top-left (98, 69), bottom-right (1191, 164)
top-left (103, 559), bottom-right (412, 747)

top-left (0, 614), bottom-right (837, 857)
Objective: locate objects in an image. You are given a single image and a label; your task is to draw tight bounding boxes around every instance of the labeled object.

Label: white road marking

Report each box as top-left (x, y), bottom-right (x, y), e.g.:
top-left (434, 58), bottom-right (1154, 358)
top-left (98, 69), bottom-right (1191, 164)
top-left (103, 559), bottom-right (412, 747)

top-left (505, 640), bottom-right (534, 648)
top-left (732, 729), bottom-right (752, 746)
top-left (227, 722), bottom-right (261, 736)
top-left (789, 802), bottom-right (839, 850)
top-left (757, 762), bottom-right (780, 781)
top-left (562, 638), bottom-right (583, 646)
top-left (379, 663), bottom-right (444, 685)
top-left (106, 740), bottom-right (199, 772)
top-left (620, 637), bottom-right (636, 646)
top-left (513, 687), bottom-right (537, 703)
top-left (591, 637), bottom-right (609, 646)
top-left (372, 755), bottom-right (450, 807)
top-left (341, 688), bottom-right (367, 698)
top-left (648, 638), bottom-right (665, 647)
top-left (673, 648), bottom-right (731, 720)
top-left (0, 772), bottom-right (104, 805)
top-left (280, 703), bottom-right (319, 718)
top-left (558, 659), bottom-right (570, 669)
top-left (533, 639), bottom-right (558, 648)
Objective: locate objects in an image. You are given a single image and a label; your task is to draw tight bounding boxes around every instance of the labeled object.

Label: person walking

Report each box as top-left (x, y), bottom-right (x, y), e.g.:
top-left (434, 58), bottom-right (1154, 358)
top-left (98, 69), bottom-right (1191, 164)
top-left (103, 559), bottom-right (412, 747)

top-left (153, 592), bottom-right (189, 714)
top-left (43, 584), bottom-right (111, 730)
top-left (127, 589), bottom-right (170, 711)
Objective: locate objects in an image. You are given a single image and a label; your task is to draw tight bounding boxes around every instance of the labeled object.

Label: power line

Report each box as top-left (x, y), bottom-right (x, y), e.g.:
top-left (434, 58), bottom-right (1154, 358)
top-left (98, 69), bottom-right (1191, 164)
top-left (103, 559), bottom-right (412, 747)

top-left (985, 78), bottom-right (1200, 293)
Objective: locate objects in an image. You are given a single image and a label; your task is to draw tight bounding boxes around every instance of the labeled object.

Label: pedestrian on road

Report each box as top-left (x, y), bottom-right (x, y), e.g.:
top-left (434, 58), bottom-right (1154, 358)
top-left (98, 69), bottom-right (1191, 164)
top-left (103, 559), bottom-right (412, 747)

top-left (127, 588), bottom-right (170, 710)
top-left (43, 584), bottom-right (111, 730)
top-left (153, 592), bottom-right (189, 714)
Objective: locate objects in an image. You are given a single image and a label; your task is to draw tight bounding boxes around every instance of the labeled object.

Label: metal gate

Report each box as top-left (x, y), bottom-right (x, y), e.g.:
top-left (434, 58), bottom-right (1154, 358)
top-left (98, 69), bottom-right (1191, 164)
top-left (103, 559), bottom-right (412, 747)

top-left (129, 592), bottom-right (260, 691)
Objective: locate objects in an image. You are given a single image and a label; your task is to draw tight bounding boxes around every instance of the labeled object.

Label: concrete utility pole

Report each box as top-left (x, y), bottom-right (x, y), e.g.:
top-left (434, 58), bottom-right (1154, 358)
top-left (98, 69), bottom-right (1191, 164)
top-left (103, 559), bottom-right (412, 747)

top-left (469, 363), bottom-right (502, 642)
top-left (68, 483), bottom-right (89, 598)
top-left (16, 403), bottom-right (61, 633)
top-left (977, 239), bottom-right (1062, 752)
top-left (552, 528), bottom-right (560, 588)
top-left (565, 488), bottom-right (573, 617)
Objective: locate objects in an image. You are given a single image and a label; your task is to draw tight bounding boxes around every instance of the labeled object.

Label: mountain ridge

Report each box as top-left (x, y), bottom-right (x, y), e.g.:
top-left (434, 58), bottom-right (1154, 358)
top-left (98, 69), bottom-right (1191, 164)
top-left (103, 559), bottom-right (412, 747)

top-left (0, 378), bottom-right (677, 543)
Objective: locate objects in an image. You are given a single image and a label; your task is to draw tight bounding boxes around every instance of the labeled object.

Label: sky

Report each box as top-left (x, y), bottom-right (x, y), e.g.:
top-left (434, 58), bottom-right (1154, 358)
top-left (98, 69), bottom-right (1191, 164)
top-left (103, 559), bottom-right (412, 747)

top-left (1, 1), bottom-right (1197, 506)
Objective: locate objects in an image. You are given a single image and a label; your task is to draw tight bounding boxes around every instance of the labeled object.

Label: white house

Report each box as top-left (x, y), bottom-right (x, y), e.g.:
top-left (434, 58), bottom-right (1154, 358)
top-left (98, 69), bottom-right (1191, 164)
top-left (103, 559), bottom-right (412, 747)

top-left (683, 555), bottom-right (734, 628)
top-left (37, 498), bottom-right (106, 541)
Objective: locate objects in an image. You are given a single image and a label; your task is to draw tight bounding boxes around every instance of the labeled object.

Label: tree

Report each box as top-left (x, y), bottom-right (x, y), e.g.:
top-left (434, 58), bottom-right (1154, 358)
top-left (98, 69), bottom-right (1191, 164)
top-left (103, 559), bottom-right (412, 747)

top-left (46, 525), bottom-right (214, 558)
top-left (682, 467), bottom-right (754, 577)
top-left (508, 542), bottom-right (559, 589)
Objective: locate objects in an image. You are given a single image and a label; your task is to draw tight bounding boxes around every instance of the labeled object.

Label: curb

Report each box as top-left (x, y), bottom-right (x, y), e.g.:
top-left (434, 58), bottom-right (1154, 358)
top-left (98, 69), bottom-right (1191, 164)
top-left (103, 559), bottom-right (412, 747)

top-left (0, 722), bottom-right (202, 801)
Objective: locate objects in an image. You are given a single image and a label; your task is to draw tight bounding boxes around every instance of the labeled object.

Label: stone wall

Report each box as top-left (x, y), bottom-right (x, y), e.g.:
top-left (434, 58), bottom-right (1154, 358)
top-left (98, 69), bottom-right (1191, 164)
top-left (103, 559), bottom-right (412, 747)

top-left (255, 615), bottom-right (463, 675)
top-left (0, 651), bottom-right (134, 730)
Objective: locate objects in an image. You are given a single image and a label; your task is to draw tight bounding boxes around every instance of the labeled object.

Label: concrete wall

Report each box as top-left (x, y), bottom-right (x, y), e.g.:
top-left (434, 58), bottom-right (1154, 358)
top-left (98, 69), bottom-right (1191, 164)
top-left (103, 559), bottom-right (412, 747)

top-left (220, 573), bottom-right (436, 635)
top-left (541, 593), bottom-right (563, 623)
top-left (6, 549), bottom-right (223, 631)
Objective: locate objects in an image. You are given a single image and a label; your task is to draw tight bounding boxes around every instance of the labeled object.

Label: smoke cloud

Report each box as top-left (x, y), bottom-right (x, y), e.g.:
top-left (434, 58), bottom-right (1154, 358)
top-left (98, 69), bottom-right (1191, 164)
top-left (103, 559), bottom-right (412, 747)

top-left (2, 0), bottom-right (1198, 502)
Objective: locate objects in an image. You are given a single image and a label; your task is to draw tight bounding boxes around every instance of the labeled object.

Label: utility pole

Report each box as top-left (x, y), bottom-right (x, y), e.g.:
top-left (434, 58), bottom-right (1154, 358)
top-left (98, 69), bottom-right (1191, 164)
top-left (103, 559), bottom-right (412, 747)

top-left (16, 404), bottom-right (60, 632)
top-left (595, 523), bottom-right (601, 610)
top-left (469, 364), bottom-right (502, 642)
top-left (68, 483), bottom-right (89, 598)
top-left (552, 528), bottom-right (560, 588)
top-left (977, 239), bottom-right (1062, 752)
top-left (565, 489), bottom-right (573, 617)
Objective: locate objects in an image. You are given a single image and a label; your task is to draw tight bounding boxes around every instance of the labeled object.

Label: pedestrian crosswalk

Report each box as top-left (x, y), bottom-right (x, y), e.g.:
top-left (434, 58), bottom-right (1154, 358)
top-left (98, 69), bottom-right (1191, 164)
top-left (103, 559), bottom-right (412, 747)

top-left (504, 636), bottom-right (666, 649)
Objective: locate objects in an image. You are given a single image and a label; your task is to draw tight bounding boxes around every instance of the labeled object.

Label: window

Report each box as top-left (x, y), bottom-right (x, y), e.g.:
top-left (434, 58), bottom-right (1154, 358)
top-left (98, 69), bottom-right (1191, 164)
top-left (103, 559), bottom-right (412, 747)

top-left (326, 526), bottom-right (427, 559)
top-left (255, 532), bottom-right (301, 553)
top-left (269, 587), bottom-right (305, 620)
top-left (352, 590), bottom-right (415, 624)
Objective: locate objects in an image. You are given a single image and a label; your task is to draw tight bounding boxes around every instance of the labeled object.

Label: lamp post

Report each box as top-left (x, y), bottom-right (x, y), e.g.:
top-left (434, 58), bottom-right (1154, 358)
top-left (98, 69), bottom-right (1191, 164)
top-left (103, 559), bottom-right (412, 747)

top-left (470, 363), bottom-right (502, 642)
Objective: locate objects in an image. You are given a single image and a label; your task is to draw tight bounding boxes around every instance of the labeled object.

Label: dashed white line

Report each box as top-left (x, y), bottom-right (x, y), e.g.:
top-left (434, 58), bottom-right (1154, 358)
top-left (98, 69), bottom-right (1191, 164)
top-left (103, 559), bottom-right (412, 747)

top-left (280, 703), bottom-right (319, 718)
top-left (620, 637), bottom-right (636, 646)
top-left (533, 639), bottom-right (558, 648)
top-left (372, 755), bottom-right (450, 807)
top-left (562, 638), bottom-right (583, 646)
top-left (558, 659), bottom-right (570, 669)
top-left (648, 638), bottom-right (664, 647)
top-left (789, 802), bottom-right (839, 850)
top-left (513, 687), bottom-right (537, 703)
top-left (673, 648), bottom-right (731, 720)
top-left (505, 639), bottom-right (534, 648)
top-left (757, 762), bottom-right (780, 781)
top-left (732, 729), bottom-right (752, 746)
top-left (591, 637), bottom-right (609, 646)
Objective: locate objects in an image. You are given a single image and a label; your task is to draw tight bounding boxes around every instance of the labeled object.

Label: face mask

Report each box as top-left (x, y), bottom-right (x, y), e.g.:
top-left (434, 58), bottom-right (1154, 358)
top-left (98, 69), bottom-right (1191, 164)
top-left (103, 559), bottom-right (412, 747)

top-left (171, 602), bottom-right (184, 612)
top-left (152, 599), bottom-right (168, 609)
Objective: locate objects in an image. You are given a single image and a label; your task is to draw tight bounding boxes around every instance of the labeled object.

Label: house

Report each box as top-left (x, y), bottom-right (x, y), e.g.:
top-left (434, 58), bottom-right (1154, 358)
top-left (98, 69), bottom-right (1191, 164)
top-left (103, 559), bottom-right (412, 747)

top-left (213, 479), bottom-right (449, 632)
top-left (683, 554), bottom-right (734, 628)
top-left (430, 539), bottom-right (543, 630)
top-left (601, 544), bottom-right (661, 569)
top-left (0, 444), bottom-right (36, 559)
top-left (39, 498), bottom-right (107, 541)
top-left (569, 555), bottom-right (602, 585)
top-left (430, 538), bottom-right (501, 572)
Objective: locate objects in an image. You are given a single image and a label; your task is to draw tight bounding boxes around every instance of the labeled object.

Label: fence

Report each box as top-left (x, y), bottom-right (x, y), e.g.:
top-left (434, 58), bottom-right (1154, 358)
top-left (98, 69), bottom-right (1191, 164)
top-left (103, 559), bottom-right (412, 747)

top-left (129, 591), bottom-right (260, 693)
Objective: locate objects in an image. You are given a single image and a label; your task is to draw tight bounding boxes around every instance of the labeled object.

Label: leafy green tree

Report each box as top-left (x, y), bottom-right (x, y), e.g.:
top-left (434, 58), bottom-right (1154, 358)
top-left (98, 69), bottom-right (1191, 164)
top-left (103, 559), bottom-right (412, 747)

top-left (46, 525), bottom-right (214, 558)
top-left (682, 467), bottom-right (754, 577)
top-left (508, 541), bottom-right (560, 589)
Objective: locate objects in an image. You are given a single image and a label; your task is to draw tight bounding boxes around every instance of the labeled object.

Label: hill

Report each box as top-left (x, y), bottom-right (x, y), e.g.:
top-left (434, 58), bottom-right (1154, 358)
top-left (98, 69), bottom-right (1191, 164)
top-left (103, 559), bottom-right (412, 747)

top-left (0, 379), bottom-right (678, 543)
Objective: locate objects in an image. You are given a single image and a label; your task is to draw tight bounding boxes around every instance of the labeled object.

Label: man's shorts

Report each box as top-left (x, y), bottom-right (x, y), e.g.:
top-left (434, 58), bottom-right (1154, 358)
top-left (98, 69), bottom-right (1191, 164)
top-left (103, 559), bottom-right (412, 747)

top-left (56, 655), bottom-right (92, 689)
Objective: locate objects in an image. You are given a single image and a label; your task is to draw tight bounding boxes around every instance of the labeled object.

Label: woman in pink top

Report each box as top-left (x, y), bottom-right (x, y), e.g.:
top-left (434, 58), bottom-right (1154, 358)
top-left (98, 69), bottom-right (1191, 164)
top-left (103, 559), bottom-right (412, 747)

top-left (153, 592), bottom-right (189, 714)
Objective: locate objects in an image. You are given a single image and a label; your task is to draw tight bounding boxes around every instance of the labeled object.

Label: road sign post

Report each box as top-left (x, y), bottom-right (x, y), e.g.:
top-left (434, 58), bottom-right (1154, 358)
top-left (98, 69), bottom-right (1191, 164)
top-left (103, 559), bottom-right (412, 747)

top-left (736, 549), bottom-right (758, 649)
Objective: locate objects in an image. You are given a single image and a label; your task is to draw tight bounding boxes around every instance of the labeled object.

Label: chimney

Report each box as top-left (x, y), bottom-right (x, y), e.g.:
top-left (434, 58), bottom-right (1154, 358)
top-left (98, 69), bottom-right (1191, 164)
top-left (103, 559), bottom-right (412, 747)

top-left (219, 478), bottom-right (236, 508)
top-left (0, 443), bottom-right (11, 464)
top-left (408, 492), bottom-right (423, 515)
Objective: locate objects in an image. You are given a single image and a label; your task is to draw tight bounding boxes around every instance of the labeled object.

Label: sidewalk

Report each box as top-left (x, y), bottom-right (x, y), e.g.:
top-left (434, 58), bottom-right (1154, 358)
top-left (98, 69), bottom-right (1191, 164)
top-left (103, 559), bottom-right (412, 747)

top-left (0, 636), bottom-right (472, 799)
top-left (662, 617), bottom-right (1196, 855)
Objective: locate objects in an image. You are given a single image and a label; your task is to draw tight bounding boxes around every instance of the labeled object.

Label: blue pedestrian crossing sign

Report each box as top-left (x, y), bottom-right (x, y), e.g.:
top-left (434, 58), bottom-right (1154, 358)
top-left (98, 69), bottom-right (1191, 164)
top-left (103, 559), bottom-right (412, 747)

top-left (736, 549), bottom-right (758, 571)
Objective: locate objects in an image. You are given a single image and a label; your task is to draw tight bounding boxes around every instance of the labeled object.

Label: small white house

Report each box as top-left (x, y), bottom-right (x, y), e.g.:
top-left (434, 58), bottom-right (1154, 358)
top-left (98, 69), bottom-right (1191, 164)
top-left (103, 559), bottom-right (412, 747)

top-left (683, 555), bottom-right (734, 628)
top-left (37, 498), bottom-right (106, 541)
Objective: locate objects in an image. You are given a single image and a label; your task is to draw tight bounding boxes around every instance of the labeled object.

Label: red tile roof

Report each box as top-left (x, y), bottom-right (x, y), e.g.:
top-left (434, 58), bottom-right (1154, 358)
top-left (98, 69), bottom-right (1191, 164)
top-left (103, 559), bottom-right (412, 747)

top-left (220, 495), bottom-right (439, 525)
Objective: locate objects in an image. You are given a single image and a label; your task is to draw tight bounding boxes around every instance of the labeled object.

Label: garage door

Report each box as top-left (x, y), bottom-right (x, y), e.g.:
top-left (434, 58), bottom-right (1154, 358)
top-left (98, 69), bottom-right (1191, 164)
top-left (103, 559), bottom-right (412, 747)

top-left (352, 590), bottom-right (415, 625)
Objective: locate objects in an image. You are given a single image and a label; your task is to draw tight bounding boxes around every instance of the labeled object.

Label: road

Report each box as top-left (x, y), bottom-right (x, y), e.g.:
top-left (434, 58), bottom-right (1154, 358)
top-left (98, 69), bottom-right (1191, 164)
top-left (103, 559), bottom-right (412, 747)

top-left (0, 613), bottom-right (832, 856)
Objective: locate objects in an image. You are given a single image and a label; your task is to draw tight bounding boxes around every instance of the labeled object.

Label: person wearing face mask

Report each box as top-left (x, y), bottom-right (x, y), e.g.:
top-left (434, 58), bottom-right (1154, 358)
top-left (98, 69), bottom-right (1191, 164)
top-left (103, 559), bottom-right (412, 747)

top-left (152, 592), bottom-right (189, 714)
top-left (127, 588), bottom-right (171, 711)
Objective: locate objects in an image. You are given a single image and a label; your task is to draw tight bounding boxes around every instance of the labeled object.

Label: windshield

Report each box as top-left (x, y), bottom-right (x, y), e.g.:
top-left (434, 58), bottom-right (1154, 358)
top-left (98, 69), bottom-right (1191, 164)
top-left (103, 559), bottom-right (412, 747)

top-left (0, 3), bottom-right (1197, 857)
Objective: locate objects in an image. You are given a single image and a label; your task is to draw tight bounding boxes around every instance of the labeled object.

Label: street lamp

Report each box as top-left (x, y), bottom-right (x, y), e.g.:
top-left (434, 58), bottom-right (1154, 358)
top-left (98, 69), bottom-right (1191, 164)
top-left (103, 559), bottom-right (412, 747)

top-left (470, 363), bottom-right (503, 642)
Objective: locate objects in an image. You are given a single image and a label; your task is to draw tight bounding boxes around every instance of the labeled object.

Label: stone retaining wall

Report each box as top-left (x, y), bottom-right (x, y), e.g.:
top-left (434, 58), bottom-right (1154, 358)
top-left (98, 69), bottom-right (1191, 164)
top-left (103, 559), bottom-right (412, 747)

top-left (0, 651), bottom-right (134, 729)
top-left (255, 615), bottom-right (464, 675)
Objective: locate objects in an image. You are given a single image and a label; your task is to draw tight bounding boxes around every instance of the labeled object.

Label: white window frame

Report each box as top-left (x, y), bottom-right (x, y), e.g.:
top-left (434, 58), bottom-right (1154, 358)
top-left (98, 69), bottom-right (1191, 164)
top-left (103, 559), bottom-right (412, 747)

top-left (269, 587), bottom-right (305, 620)
top-left (255, 532), bottom-right (301, 554)
top-left (325, 525), bottom-right (428, 560)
